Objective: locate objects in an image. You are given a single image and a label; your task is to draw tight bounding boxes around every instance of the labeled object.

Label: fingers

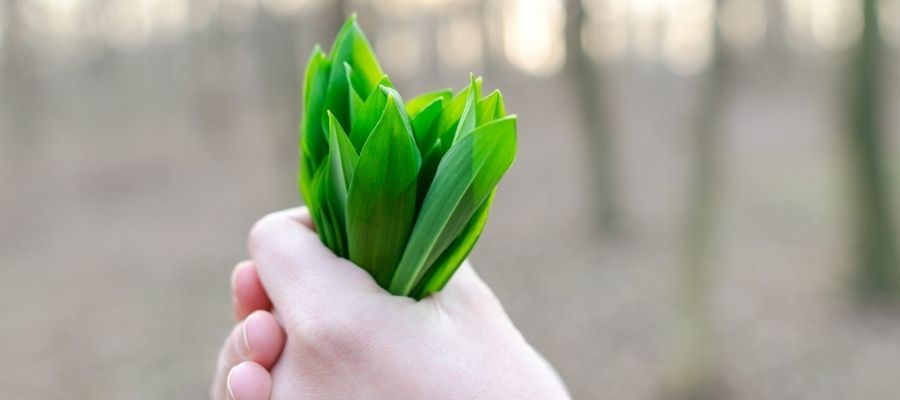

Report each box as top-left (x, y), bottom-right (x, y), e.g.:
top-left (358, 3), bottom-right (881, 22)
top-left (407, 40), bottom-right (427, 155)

top-left (247, 207), bottom-right (382, 326)
top-left (212, 311), bottom-right (286, 399)
top-left (232, 261), bottom-right (272, 321)
top-left (226, 362), bottom-right (272, 400)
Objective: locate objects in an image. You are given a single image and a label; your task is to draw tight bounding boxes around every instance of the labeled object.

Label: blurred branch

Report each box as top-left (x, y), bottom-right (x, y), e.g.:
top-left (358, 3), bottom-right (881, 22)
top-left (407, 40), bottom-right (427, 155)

top-left (564, 0), bottom-right (620, 233)
top-left (849, 0), bottom-right (899, 304)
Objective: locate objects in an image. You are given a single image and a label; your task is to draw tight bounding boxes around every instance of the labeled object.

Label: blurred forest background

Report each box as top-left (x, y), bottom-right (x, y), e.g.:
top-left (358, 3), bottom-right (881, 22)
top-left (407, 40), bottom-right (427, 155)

top-left (1, 0), bottom-right (899, 399)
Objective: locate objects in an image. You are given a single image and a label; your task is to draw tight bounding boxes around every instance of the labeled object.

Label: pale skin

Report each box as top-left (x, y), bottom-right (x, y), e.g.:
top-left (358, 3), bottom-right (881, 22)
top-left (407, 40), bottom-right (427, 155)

top-left (212, 207), bottom-right (570, 400)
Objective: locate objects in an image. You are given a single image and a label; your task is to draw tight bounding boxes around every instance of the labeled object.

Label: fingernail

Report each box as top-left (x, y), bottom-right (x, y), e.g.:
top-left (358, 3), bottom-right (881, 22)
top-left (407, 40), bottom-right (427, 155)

top-left (231, 261), bottom-right (252, 292)
top-left (225, 366), bottom-right (238, 400)
top-left (230, 263), bottom-right (243, 292)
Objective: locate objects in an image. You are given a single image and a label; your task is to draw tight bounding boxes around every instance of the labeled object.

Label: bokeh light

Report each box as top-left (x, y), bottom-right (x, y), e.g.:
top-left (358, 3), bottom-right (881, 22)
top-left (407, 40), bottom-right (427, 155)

top-left (436, 14), bottom-right (483, 70)
top-left (720, 0), bottom-right (767, 49)
top-left (662, 0), bottom-right (714, 75)
top-left (502, 0), bottom-right (566, 76)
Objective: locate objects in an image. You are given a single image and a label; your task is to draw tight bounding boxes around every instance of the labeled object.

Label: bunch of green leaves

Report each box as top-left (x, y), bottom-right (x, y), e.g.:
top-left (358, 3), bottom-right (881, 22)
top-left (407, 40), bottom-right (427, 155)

top-left (299, 15), bottom-right (517, 299)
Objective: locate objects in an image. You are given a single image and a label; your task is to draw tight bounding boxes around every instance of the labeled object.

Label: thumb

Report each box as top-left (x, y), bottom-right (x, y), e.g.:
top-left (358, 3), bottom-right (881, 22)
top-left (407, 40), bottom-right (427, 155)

top-left (247, 207), bottom-right (383, 327)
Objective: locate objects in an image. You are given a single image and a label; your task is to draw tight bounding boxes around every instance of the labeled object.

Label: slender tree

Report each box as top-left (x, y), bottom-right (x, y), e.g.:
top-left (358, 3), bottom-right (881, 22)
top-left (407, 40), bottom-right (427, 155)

top-left (564, 0), bottom-right (620, 232)
top-left (250, 4), bottom-right (301, 167)
top-left (764, 0), bottom-right (788, 65)
top-left (849, 0), bottom-right (899, 303)
top-left (667, 0), bottom-right (729, 398)
top-left (479, 0), bottom-right (497, 79)
top-left (1, 0), bottom-right (36, 157)
top-left (1, 0), bottom-right (19, 79)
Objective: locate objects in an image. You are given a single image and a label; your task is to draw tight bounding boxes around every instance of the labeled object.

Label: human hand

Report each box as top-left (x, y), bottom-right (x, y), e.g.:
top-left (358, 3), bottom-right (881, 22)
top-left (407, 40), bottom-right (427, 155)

top-left (213, 207), bottom-right (569, 399)
top-left (210, 260), bottom-right (285, 400)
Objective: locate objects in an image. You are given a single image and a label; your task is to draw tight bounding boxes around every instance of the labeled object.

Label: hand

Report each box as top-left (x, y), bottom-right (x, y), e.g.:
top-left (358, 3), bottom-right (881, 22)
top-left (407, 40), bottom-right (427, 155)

top-left (210, 260), bottom-right (285, 400)
top-left (213, 207), bottom-right (570, 399)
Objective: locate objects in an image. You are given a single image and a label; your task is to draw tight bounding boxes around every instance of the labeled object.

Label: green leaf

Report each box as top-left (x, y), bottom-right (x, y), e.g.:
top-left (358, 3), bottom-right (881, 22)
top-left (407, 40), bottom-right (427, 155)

top-left (410, 97), bottom-right (444, 154)
top-left (300, 46), bottom-right (331, 207)
top-left (310, 161), bottom-right (337, 251)
top-left (344, 63), bottom-right (365, 123)
top-left (300, 16), bottom-right (518, 299)
top-left (410, 190), bottom-right (495, 299)
top-left (349, 79), bottom-right (394, 152)
top-left (446, 75), bottom-right (479, 147)
top-left (324, 112), bottom-right (358, 257)
top-left (327, 111), bottom-right (358, 192)
top-left (347, 95), bottom-right (421, 287)
top-left (389, 116), bottom-right (517, 296)
top-left (318, 177), bottom-right (347, 255)
top-left (405, 88), bottom-right (452, 117)
top-left (323, 14), bottom-right (384, 132)
top-left (430, 76), bottom-right (482, 152)
top-left (416, 138), bottom-right (443, 209)
top-left (476, 89), bottom-right (506, 126)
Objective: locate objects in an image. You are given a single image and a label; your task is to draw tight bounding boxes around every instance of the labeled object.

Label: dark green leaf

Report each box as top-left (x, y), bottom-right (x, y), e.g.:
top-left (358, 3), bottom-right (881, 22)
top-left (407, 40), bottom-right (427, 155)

top-left (416, 138), bottom-right (443, 209)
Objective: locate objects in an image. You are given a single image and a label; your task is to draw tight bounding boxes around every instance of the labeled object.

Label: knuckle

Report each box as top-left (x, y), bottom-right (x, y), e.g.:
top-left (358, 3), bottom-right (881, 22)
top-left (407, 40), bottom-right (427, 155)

top-left (468, 279), bottom-right (500, 306)
top-left (247, 211), bottom-right (286, 250)
top-left (292, 305), bottom-right (370, 358)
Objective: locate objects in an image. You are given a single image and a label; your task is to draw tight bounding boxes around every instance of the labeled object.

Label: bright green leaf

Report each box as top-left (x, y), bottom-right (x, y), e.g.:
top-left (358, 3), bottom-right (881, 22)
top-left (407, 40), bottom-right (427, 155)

top-left (324, 111), bottom-right (358, 256)
top-left (344, 63), bottom-right (365, 123)
top-left (324, 14), bottom-right (384, 132)
top-left (410, 97), bottom-right (444, 153)
top-left (389, 116), bottom-right (517, 296)
top-left (349, 79), bottom-right (394, 152)
top-left (299, 16), bottom-right (516, 299)
top-left (347, 95), bottom-right (421, 288)
top-left (476, 89), bottom-right (506, 126)
top-left (300, 46), bottom-right (331, 207)
top-left (446, 75), bottom-right (479, 147)
top-left (406, 88), bottom-right (452, 117)
top-left (410, 190), bottom-right (495, 299)
top-left (310, 161), bottom-right (337, 251)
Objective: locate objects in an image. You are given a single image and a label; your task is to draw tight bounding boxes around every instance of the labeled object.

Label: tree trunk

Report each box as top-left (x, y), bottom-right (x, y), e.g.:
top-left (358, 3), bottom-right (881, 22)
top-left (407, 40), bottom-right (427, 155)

top-left (667, 0), bottom-right (729, 398)
top-left (564, 0), bottom-right (620, 233)
top-left (764, 0), bottom-right (788, 66)
top-left (849, 0), bottom-right (899, 304)
top-left (1, 0), bottom-right (37, 161)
